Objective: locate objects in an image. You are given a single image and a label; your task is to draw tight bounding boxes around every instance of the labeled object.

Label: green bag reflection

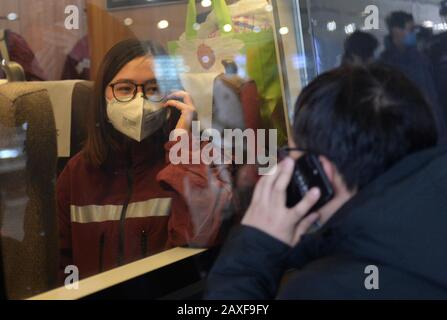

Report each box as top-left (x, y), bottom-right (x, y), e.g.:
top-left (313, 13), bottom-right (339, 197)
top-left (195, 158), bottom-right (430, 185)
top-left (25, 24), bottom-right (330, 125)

top-left (168, 0), bottom-right (287, 145)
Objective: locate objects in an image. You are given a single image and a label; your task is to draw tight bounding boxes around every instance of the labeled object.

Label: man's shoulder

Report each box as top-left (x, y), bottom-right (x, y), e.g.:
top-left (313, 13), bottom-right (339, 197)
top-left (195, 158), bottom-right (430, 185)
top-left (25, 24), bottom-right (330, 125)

top-left (278, 254), bottom-right (447, 299)
top-left (278, 254), bottom-right (375, 299)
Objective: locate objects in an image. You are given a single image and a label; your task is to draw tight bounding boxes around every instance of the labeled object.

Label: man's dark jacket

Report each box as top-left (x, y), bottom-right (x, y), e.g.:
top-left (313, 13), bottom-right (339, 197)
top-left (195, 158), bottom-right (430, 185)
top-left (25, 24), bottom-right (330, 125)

top-left (205, 147), bottom-right (447, 299)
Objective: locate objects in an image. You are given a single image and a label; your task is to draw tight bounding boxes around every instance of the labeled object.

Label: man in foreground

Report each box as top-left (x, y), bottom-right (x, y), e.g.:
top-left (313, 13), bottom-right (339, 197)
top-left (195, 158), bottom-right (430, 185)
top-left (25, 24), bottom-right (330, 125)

top-left (205, 64), bottom-right (447, 299)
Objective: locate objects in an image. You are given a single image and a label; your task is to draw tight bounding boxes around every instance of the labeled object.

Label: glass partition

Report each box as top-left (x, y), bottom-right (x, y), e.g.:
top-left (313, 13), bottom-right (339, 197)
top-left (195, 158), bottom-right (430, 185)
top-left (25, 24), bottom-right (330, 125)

top-left (1, 0), bottom-right (446, 299)
top-left (0, 0), bottom-right (291, 299)
top-left (275, 0), bottom-right (447, 121)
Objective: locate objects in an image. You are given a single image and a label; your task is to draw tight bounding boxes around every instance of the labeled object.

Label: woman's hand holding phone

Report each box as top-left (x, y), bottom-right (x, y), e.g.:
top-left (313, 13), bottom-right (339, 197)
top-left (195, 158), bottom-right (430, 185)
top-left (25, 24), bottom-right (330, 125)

top-left (163, 90), bottom-right (197, 131)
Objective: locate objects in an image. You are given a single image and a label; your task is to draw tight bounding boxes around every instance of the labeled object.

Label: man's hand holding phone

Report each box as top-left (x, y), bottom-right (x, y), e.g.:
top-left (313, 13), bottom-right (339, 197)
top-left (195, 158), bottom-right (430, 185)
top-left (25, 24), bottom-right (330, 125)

top-left (241, 157), bottom-right (322, 247)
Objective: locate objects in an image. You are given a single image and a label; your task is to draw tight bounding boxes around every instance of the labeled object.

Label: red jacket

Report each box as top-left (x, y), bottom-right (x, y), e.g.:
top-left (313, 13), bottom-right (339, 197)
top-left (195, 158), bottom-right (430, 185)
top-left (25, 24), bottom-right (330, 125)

top-left (57, 137), bottom-right (226, 279)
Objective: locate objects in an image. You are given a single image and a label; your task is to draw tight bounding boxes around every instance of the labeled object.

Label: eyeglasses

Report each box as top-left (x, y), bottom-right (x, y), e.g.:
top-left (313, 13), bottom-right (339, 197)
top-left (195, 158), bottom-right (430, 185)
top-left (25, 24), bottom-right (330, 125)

top-left (109, 80), bottom-right (165, 103)
top-left (280, 147), bottom-right (305, 153)
top-left (278, 146), bottom-right (311, 161)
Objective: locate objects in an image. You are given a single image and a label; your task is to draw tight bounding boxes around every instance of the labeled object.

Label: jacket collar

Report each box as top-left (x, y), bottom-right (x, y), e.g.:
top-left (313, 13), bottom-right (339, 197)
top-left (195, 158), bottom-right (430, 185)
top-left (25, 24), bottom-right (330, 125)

top-left (104, 137), bottom-right (165, 174)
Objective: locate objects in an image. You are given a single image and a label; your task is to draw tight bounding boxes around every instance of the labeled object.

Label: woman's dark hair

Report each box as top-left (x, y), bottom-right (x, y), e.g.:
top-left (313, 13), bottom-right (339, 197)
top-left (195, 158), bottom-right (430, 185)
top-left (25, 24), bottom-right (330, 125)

top-left (293, 64), bottom-right (438, 191)
top-left (83, 39), bottom-right (179, 167)
top-left (342, 31), bottom-right (379, 66)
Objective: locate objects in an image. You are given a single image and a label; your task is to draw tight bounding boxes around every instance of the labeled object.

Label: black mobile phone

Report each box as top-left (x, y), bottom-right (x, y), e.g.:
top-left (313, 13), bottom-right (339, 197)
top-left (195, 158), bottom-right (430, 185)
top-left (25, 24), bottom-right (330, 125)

top-left (163, 95), bottom-right (184, 103)
top-left (286, 154), bottom-right (334, 212)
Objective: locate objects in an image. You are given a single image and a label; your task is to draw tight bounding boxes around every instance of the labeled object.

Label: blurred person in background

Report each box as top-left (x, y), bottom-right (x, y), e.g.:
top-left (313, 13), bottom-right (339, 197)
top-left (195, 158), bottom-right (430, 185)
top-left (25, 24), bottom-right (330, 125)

top-left (61, 35), bottom-right (90, 80)
top-left (415, 25), bottom-right (434, 55)
top-left (427, 0), bottom-right (447, 131)
top-left (341, 31), bottom-right (379, 66)
top-left (380, 11), bottom-right (447, 144)
top-left (61, 7), bottom-right (90, 80)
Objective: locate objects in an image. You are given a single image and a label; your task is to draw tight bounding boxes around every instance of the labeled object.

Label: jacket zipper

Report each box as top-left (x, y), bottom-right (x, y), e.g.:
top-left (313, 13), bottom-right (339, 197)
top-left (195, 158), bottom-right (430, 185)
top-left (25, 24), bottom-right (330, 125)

top-left (141, 230), bottom-right (148, 258)
top-left (117, 158), bottom-right (134, 266)
top-left (99, 233), bottom-right (105, 272)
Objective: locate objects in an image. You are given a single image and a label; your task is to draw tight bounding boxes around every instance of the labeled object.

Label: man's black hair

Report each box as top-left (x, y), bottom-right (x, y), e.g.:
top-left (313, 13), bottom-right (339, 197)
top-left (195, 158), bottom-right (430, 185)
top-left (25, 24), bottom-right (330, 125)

top-left (342, 31), bottom-right (379, 65)
top-left (386, 11), bottom-right (414, 31)
top-left (293, 64), bottom-right (438, 191)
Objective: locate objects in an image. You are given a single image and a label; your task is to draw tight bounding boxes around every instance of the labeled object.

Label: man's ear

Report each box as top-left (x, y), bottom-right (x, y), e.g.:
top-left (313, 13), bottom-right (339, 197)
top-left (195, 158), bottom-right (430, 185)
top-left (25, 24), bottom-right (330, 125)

top-left (318, 156), bottom-right (354, 196)
top-left (318, 155), bottom-right (336, 184)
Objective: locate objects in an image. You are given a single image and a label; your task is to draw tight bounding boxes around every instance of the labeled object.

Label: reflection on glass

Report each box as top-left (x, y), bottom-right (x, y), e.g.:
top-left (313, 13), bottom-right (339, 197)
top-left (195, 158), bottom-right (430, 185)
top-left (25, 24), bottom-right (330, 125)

top-left (61, 35), bottom-right (91, 80)
top-left (2, 0), bottom-right (445, 300)
top-left (57, 39), bottom-right (231, 281)
top-left (0, 0), bottom-right (300, 298)
top-left (0, 29), bottom-right (46, 81)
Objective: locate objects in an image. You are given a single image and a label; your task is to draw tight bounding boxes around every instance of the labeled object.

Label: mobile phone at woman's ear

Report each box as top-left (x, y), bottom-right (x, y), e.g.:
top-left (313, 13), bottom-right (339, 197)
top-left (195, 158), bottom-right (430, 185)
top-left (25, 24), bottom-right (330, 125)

top-left (286, 154), bottom-right (334, 212)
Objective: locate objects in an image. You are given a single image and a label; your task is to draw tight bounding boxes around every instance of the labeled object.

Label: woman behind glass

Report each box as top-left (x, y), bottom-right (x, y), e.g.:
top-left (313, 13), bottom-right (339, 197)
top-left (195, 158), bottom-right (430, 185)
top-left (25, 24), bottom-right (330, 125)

top-left (57, 39), bottom-right (228, 280)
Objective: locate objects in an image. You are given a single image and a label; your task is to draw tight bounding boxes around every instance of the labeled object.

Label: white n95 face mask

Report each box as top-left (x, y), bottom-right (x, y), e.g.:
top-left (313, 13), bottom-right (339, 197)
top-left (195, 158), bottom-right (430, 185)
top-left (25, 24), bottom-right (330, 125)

top-left (107, 95), bottom-right (168, 142)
